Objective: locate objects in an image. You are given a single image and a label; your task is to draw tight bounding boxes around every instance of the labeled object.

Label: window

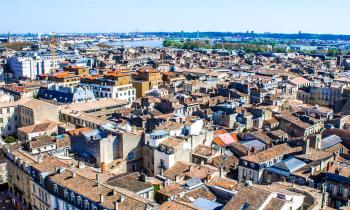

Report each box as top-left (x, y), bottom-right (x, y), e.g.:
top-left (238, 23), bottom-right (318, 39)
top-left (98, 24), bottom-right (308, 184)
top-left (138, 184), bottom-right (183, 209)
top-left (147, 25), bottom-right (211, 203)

top-left (32, 184), bottom-right (36, 193)
top-left (243, 161), bottom-right (248, 166)
top-left (70, 192), bottom-right (75, 203)
top-left (64, 189), bottom-right (69, 199)
top-left (84, 200), bottom-right (89, 210)
top-left (91, 204), bottom-right (97, 210)
top-left (54, 184), bottom-right (58, 194)
top-left (339, 185), bottom-right (344, 195)
top-left (77, 196), bottom-right (82, 206)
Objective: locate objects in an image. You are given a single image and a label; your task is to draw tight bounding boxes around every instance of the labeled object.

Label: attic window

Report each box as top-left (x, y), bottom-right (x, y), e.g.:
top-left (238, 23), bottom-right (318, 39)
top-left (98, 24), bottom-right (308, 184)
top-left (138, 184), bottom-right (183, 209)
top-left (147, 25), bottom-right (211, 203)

top-left (64, 189), bottom-right (69, 199)
top-left (240, 203), bottom-right (250, 210)
top-left (84, 200), bottom-right (89, 210)
top-left (53, 184), bottom-right (58, 194)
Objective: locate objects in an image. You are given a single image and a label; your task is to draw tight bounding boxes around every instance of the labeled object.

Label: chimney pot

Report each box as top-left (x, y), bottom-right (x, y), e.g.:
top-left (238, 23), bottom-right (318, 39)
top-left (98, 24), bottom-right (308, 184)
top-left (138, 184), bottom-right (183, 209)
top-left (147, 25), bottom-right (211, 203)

top-left (114, 201), bottom-right (119, 210)
top-left (119, 195), bottom-right (125, 202)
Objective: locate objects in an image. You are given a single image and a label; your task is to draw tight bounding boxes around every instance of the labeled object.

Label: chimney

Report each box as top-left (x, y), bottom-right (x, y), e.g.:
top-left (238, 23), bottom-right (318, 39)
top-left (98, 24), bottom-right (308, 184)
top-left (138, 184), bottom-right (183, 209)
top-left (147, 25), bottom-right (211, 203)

top-left (113, 189), bottom-right (117, 195)
top-left (99, 194), bottom-right (104, 203)
top-left (119, 195), bottom-right (125, 202)
top-left (310, 166), bottom-right (315, 175)
top-left (37, 155), bottom-right (43, 163)
top-left (335, 168), bottom-right (341, 175)
top-left (303, 138), bottom-right (310, 154)
top-left (96, 173), bottom-right (100, 187)
top-left (72, 171), bottom-right (76, 178)
top-left (333, 151), bottom-right (340, 161)
top-left (219, 166), bottom-right (223, 178)
top-left (205, 174), bottom-right (211, 183)
top-left (315, 134), bottom-right (322, 150)
top-left (101, 162), bottom-right (106, 174)
top-left (114, 201), bottom-right (119, 210)
top-left (160, 168), bottom-right (164, 176)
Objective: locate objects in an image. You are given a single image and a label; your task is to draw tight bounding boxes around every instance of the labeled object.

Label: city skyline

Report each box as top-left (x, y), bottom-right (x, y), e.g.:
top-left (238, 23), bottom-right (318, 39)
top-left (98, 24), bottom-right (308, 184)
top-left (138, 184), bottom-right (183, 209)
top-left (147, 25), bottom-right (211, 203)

top-left (1, 0), bottom-right (350, 34)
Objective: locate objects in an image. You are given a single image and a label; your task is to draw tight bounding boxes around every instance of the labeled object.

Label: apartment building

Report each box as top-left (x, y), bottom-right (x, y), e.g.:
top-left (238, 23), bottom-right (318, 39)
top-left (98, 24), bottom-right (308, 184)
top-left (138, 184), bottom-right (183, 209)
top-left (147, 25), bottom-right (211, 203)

top-left (238, 144), bottom-right (291, 184)
top-left (132, 69), bottom-right (162, 98)
top-left (18, 99), bottom-right (59, 127)
top-left (0, 96), bottom-right (30, 138)
top-left (80, 72), bottom-right (136, 103)
top-left (153, 137), bottom-right (191, 176)
top-left (5, 149), bottom-right (157, 210)
top-left (40, 71), bottom-right (81, 87)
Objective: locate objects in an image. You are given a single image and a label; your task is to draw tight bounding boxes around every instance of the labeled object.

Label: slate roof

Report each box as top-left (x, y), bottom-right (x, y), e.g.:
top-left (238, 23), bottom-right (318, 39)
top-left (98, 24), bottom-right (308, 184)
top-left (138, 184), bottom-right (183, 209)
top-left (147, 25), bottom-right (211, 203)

top-left (266, 157), bottom-right (307, 176)
top-left (38, 87), bottom-right (73, 103)
top-left (185, 177), bottom-right (203, 189)
top-left (192, 198), bottom-right (223, 210)
top-left (240, 140), bottom-right (266, 152)
top-left (321, 135), bottom-right (342, 150)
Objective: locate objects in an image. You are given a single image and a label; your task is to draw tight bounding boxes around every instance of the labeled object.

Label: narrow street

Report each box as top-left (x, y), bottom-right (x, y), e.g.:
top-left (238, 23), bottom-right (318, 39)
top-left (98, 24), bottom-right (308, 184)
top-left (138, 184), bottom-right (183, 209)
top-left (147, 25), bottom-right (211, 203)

top-left (0, 190), bottom-right (16, 210)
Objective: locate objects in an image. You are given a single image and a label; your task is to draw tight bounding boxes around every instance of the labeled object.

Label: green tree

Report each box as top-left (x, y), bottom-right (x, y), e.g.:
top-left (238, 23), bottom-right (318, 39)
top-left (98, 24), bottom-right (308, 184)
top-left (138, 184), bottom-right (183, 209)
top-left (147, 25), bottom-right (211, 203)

top-left (327, 49), bottom-right (337, 57)
top-left (4, 136), bottom-right (16, 144)
top-left (96, 43), bottom-right (112, 49)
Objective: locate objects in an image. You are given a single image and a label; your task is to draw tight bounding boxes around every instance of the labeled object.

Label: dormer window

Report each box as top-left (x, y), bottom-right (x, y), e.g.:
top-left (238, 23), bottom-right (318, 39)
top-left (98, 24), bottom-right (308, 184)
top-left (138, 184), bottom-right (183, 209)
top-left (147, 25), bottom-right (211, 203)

top-left (77, 196), bottom-right (82, 206)
top-left (84, 200), bottom-right (89, 210)
top-left (70, 192), bottom-right (75, 203)
top-left (64, 189), bottom-right (69, 199)
top-left (53, 184), bottom-right (58, 194)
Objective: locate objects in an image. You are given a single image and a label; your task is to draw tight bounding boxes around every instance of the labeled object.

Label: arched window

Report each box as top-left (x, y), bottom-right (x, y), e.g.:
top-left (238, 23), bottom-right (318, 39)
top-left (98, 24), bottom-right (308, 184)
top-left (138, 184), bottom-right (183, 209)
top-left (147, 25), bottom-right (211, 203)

top-left (77, 196), bottom-right (82, 206)
top-left (64, 189), bottom-right (69, 199)
top-left (84, 200), bottom-right (89, 210)
top-left (70, 192), bottom-right (75, 203)
top-left (91, 204), bottom-right (97, 210)
top-left (53, 184), bottom-right (58, 194)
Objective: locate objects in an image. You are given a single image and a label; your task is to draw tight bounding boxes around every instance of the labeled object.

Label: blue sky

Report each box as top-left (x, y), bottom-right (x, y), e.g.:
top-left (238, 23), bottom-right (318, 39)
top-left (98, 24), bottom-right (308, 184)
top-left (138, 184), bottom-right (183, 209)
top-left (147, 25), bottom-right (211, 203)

top-left (1, 0), bottom-right (349, 34)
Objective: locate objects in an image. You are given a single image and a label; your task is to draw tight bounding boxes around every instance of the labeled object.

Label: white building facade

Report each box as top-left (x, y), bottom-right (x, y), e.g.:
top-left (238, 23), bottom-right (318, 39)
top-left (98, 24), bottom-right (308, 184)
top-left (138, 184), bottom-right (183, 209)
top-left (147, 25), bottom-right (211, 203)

top-left (80, 82), bottom-right (136, 103)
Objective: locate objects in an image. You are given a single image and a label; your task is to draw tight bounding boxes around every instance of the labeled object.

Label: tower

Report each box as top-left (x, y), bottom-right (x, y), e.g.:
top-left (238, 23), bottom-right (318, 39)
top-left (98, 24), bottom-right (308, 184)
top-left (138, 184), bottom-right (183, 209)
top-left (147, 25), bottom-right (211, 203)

top-left (7, 31), bottom-right (11, 43)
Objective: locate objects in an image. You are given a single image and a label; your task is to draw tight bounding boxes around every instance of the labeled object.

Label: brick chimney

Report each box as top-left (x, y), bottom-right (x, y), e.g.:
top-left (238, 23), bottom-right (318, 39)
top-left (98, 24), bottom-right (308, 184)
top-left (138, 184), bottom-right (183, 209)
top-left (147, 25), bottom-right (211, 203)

top-left (101, 162), bottom-right (106, 174)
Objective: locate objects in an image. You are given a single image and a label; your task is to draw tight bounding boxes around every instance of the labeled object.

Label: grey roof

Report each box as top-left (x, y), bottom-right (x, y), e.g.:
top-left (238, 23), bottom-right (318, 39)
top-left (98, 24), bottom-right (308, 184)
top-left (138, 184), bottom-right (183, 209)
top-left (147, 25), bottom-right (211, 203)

top-left (240, 140), bottom-right (266, 152)
top-left (185, 177), bottom-right (203, 189)
top-left (192, 198), bottom-right (223, 210)
top-left (321, 135), bottom-right (342, 150)
top-left (266, 157), bottom-right (306, 176)
top-left (151, 130), bottom-right (168, 136)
